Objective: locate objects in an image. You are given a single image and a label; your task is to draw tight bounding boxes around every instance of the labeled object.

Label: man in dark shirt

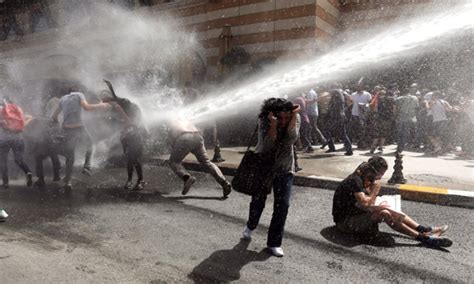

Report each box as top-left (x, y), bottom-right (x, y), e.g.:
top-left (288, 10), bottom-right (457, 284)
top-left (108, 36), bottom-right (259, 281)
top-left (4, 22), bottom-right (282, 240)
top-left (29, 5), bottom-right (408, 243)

top-left (332, 156), bottom-right (452, 248)
top-left (100, 84), bottom-right (147, 191)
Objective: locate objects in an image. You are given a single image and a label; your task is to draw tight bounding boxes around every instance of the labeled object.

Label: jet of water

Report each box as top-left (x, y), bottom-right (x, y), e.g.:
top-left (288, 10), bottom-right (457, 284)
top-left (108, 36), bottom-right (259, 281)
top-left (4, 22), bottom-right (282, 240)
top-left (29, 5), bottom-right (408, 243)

top-left (152, 1), bottom-right (472, 125)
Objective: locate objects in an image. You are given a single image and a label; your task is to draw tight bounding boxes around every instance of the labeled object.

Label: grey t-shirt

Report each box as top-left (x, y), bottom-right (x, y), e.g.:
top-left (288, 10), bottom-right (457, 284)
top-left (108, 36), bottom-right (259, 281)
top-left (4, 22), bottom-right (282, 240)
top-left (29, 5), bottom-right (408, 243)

top-left (59, 92), bottom-right (86, 127)
top-left (256, 115), bottom-right (300, 174)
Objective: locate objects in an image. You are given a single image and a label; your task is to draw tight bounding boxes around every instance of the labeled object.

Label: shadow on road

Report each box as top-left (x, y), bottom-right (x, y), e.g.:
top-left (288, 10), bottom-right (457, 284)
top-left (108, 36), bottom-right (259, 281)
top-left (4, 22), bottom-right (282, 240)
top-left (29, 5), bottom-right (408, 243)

top-left (321, 226), bottom-right (415, 248)
top-left (188, 238), bottom-right (270, 283)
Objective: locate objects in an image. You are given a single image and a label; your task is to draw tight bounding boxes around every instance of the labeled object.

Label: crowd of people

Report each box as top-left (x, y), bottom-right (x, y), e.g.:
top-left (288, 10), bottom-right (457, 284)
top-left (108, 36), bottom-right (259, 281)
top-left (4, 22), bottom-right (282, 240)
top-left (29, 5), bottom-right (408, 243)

top-left (293, 80), bottom-right (474, 157)
top-left (0, 80), bottom-right (460, 255)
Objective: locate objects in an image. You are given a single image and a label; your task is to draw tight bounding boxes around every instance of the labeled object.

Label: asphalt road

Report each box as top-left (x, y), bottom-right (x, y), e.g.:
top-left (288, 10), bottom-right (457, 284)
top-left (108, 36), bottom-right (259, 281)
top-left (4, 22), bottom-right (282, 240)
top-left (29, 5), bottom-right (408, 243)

top-left (0, 166), bottom-right (472, 283)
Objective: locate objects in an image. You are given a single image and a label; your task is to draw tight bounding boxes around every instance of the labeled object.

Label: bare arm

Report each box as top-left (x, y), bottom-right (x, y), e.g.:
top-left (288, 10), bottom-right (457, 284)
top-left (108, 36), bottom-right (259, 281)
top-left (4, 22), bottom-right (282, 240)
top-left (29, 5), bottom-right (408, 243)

top-left (354, 182), bottom-right (381, 210)
top-left (24, 114), bottom-right (33, 126)
top-left (80, 99), bottom-right (110, 111)
top-left (52, 106), bottom-right (61, 122)
top-left (288, 105), bottom-right (300, 131)
top-left (267, 112), bottom-right (278, 141)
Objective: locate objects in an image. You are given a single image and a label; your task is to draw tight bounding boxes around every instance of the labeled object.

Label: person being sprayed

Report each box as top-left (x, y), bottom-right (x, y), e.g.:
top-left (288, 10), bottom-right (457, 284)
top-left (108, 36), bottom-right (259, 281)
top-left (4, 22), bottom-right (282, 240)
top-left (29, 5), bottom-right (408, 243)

top-left (166, 116), bottom-right (232, 198)
top-left (101, 80), bottom-right (147, 191)
top-left (332, 156), bottom-right (452, 248)
top-left (52, 84), bottom-right (110, 191)
top-left (0, 97), bottom-right (34, 188)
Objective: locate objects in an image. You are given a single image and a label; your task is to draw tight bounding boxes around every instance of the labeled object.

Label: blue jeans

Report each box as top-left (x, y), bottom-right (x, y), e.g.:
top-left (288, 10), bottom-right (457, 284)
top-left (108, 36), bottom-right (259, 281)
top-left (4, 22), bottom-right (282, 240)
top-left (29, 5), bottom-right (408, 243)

top-left (247, 173), bottom-right (294, 247)
top-left (0, 139), bottom-right (31, 185)
top-left (397, 120), bottom-right (415, 152)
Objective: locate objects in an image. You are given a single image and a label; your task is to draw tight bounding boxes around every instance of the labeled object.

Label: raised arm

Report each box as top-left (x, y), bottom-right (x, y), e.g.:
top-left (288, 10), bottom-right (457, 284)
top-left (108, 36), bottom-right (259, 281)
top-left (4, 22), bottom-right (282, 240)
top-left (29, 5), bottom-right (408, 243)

top-left (80, 99), bottom-right (110, 111)
top-left (354, 181), bottom-right (381, 210)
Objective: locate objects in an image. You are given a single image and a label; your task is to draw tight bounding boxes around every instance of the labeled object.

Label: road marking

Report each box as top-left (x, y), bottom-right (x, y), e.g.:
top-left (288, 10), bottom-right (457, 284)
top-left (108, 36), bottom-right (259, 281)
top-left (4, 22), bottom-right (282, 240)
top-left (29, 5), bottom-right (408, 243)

top-left (399, 184), bottom-right (448, 195)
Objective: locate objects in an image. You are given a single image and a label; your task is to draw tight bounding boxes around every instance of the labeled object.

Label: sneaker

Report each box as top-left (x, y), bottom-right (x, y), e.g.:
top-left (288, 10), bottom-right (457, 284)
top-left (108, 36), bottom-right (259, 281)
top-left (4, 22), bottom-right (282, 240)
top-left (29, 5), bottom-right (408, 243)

top-left (295, 166), bottom-right (303, 172)
top-left (124, 181), bottom-right (134, 190)
top-left (1, 183), bottom-right (8, 189)
top-left (33, 179), bottom-right (46, 188)
top-left (269, 247), bottom-right (284, 257)
top-left (344, 151), bottom-right (353, 156)
top-left (222, 182), bottom-right (232, 198)
top-left (429, 225), bottom-right (449, 237)
top-left (325, 149), bottom-right (336, 153)
top-left (0, 209), bottom-right (8, 221)
top-left (81, 168), bottom-right (92, 176)
top-left (133, 180), bottom-right (145, 191)
top-left (242, 226), bottom-right (253, 239)
top-left (53, 175), bottom-right (61, 182)
top-left (26, 172), bottom-right (33, 187)
top-left (421, 236), bottom-right (453, 248)
top-left (182, 176), bottom-right (196, 195)
top-left (320, 142), bottom-right (328, 150)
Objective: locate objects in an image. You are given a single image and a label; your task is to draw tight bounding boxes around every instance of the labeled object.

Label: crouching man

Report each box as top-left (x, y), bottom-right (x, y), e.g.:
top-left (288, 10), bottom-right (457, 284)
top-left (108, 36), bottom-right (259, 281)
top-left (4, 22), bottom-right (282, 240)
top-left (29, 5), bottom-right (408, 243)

top-left (332, 156), bottom-right (452, 248)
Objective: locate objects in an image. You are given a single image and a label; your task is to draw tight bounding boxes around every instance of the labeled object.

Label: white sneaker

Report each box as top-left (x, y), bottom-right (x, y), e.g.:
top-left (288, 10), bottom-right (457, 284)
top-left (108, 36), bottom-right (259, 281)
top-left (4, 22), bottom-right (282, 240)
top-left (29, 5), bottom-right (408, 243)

top-left (269, 247), bottom-right (284, 257)
top-left (0, 209), bottom-right (8, 221)
top-left (242, 226), bottom-right (253, 239)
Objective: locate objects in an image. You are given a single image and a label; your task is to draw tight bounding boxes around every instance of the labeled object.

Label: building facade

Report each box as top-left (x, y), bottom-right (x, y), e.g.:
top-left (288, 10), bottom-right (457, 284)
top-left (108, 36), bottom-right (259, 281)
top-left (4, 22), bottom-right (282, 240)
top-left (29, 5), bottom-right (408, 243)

top-left (0, 0), bottom-right (461, 85)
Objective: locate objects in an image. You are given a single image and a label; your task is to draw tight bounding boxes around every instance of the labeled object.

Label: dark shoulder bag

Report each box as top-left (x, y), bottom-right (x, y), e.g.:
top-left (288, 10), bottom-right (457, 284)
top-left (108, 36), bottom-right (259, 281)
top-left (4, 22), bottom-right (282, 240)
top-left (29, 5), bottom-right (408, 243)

top-left (232, 125), bottom-right (276, 196)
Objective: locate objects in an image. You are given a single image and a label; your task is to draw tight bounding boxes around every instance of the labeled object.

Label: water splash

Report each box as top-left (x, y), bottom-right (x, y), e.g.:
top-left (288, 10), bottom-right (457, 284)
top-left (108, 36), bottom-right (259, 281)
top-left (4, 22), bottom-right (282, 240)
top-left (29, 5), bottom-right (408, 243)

top-left (154, 1), bottom-right (472, 125)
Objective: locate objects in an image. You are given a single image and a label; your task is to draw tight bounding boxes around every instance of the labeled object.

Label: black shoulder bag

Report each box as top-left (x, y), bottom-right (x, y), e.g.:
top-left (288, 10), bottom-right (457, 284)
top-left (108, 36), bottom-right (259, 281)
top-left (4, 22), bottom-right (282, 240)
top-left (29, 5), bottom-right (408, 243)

top-left (232, 125), bottom-right (277, 196)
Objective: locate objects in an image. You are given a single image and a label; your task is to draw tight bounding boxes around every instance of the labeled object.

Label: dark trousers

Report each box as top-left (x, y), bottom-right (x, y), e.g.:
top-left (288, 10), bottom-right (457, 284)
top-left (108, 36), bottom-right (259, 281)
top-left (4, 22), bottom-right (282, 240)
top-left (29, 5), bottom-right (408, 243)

top-left (299, 121), bottom-right (312, 149)
top-left (247, 173), bottom-right (294, 247)
top-left (63, 127), bottom-right (93, 183)
top-left (0, 139), bottom-right (31, 184)
top-left (326, 122), bottom-right (352, 153)
top-left (121, 126), bottom-right (145, 181)
top-left (35, 154), bottom-right (60, 181)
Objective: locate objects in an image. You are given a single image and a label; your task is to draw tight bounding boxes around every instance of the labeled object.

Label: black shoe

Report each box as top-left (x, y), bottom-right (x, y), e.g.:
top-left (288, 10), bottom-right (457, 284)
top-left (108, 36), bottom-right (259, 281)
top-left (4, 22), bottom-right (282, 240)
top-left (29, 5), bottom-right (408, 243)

top-left (64, 182), bottom-right (72, 191)
top-left (295, 166), bottom-right (303, 172)
top-left (26, 173), bottom-right (33, 187)
top-left (124, 181), bottom-right (134, 190)
top-left (34, 179), bottom-right (46, 188)
top-left (53, 175), bottom-right (61, 182)
top-left (1, 183), bottom-right (8, 189)
top-left (222, 182), bottom-right (232, 198)
top-left (344, 151), bottom-right (353, 156)
top-left (133, 180), bottom-right (145, 191)
top-left (320, 142), bottom-right (328, 150)
top-left (182, 176), bottom-right (196, 195)
top-left (81, 168), bottom-right (92, 176)
top-left (303, 147), bottom-right (314, 153)
top-left (421, 236), bottom-right (453, 248)
top-left (325, 149), bottom-right (336, 153)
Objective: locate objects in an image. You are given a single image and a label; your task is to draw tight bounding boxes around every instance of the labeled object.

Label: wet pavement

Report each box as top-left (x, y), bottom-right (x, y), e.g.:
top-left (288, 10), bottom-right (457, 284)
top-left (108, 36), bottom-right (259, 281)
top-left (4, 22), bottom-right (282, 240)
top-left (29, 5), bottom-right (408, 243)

top-left (0, 166), bottom-right (473, 282)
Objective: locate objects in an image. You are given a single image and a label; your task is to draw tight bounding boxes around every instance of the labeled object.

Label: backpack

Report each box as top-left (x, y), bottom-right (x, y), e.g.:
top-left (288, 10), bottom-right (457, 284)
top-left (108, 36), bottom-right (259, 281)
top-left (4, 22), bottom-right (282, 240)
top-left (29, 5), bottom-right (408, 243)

top-left (1, 103), bottom-right (25, 132)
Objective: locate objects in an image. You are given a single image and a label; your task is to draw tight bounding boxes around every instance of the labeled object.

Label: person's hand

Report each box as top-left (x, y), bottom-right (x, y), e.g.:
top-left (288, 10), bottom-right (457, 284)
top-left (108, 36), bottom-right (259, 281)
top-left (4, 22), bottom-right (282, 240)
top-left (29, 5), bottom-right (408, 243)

top-left (267, 111), bottom-right (277, 124)
top-left (292, 105), bottom-right (301, 113)
top-left (369, 180), bottom-right (382, 195)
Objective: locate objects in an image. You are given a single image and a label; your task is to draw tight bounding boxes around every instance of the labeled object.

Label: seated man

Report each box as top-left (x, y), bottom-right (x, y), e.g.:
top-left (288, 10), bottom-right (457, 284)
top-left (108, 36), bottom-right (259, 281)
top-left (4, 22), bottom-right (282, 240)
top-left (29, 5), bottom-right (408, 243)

top-left (332, 156), bottom-right (452, 248)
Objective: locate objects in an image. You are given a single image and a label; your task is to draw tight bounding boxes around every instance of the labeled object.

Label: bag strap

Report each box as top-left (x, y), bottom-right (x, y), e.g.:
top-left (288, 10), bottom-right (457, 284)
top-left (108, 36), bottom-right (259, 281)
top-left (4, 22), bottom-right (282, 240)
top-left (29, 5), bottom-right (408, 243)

top-left (246, 125), bottom-right (259, 152)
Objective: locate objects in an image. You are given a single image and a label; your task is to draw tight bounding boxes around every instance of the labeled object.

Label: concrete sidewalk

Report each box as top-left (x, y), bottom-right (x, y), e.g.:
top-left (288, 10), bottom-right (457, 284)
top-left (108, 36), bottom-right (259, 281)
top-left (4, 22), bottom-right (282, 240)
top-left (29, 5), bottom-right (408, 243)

top-left (150, 144), bottom-right (474, 208)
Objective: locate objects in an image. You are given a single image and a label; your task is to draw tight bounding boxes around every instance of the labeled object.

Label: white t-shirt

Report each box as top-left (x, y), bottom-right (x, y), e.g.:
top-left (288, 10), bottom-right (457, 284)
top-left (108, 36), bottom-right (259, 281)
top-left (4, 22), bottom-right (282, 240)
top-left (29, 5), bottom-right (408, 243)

top-left (424, 92), bottom-right (433, 116)
top-left (305, 89), bottom-right (318, 116)
top-left (351, 91), bottom-right (372, 116)
top-left (431, 99), bottom-right (449, 122)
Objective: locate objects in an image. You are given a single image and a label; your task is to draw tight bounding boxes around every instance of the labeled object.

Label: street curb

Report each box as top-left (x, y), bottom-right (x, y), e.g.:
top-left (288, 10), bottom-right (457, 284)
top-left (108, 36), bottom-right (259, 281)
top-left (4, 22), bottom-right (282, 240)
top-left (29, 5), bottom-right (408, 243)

top-left (149, 158), bottom-right (474, 209)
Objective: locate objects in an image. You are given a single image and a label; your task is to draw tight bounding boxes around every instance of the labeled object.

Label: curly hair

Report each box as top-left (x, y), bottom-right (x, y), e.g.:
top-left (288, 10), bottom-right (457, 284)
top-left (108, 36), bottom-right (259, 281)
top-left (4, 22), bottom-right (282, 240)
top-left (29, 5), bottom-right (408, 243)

top-left (258, 97), bottom-right (293, 118)
top-left (355, 156), bottom-right (388, 177)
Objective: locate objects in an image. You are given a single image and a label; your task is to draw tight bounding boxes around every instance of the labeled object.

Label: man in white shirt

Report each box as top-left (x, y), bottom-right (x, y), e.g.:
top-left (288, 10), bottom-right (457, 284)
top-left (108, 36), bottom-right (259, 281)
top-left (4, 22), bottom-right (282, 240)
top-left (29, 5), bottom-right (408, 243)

top-left (348, 83), bottom-right (372, 148)
top-left (305, 88), bottom-right (327, 146)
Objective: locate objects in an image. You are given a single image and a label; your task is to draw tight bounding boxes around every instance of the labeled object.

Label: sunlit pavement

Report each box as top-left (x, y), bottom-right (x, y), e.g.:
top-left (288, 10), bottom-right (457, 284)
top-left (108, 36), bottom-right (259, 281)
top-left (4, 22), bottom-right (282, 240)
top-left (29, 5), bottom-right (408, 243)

top-left (0, 166), bottom-right (472, 283)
